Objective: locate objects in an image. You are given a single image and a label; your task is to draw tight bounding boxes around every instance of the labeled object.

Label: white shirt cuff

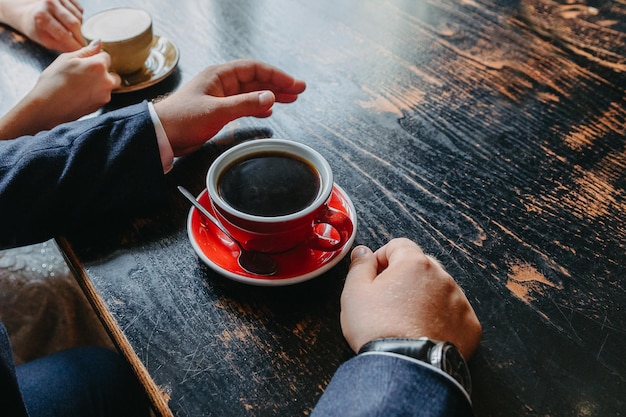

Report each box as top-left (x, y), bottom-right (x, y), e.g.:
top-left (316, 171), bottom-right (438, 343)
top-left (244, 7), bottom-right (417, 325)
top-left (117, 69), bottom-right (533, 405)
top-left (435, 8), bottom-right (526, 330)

top-left (148, 101), bottom-right (174, 174)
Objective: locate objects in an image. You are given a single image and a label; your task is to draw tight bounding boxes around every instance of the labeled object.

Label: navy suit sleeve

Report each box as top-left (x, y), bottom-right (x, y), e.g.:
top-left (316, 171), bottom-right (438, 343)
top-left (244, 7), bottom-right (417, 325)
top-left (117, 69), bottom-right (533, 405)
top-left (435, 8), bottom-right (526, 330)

top-left (311, 353), bottom-right (474, 417)
top-left (0, 323), bottom-right (28, 417)
top-left (0, 102), bottom-right (167, 249)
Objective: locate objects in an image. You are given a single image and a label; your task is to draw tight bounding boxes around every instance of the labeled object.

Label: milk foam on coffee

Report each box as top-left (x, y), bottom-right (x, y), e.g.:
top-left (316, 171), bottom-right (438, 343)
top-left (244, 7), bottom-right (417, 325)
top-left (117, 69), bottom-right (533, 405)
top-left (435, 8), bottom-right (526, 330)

top-left (82, 8), bottom-right (151, 42)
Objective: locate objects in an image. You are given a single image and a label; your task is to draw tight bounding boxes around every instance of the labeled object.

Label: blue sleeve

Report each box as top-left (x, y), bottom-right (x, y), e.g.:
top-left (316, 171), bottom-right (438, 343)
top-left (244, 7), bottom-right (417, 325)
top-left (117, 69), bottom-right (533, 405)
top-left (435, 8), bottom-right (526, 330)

top-left (0, 102), bottom-right (167, 249)
top-left (311, 353), bottom-right (474, 417)
top-left (0, 322), bottom-right (29, 417)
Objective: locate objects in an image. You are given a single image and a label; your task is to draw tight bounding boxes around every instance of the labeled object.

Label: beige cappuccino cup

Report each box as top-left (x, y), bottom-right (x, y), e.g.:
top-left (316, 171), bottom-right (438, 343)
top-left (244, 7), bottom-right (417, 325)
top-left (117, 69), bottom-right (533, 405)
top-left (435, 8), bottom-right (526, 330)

top-left (82, 8), bottom-right (153, 74)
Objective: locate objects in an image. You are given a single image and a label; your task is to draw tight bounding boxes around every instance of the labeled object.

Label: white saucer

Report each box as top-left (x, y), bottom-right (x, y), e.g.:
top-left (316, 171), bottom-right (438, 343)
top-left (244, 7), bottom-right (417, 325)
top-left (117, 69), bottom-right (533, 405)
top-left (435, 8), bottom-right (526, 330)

top-left (113, 35), bottom-right (179, 93)
top-left (186, 184), bottom-right (357, 286)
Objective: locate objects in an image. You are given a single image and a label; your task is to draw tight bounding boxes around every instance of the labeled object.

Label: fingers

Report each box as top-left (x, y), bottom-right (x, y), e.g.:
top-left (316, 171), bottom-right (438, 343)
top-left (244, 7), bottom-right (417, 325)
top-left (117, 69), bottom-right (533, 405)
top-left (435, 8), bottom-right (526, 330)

top-left (36, 0), bottom-right (84, 51)
top-left (154, 59), bottom-right (306, 155)
top-left (373, 237), bottom-right (424, 273)
top-left (107, 71), bottom-right (122, 91)
top-left (345, 246), bottom-right (378, 286)
top-left (69, 41), bottom-right (121, 90)
top-left (74, 38), bottom-right (101, 57)
top-left (340, 246), bottom-right (378, 316)
top-left (339, 238), bottom-right (482, 357)
top-left (340, 245), bottom-right (378, 352)
top-left (62, 0), bottom-right (83, 17)
top-left (344, 239), bottom-right (419, 290)
top-left (217, 60), bottom-right (307, 100)
top-left (50, 0), bottom-right (83, 39)
top-left (210, 90), bottom-right (276, 122)
top-left (54, 0), bottom-right (82, 26)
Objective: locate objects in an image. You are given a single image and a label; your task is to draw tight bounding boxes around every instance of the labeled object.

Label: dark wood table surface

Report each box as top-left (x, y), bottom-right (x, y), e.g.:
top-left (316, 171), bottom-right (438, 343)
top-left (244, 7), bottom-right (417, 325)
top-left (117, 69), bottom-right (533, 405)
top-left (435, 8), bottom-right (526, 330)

top-left (2, 0), bottom-right (625, 415)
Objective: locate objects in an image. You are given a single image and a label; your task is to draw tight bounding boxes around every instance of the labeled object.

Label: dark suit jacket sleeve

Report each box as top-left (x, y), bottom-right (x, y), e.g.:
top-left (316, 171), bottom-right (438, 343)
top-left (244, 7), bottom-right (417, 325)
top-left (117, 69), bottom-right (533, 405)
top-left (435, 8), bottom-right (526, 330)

top-left (311, 353), bottom-right (474, 417)
top-left (0, 323), bottom-right (28, 417)
top-left (0, 102), bottom-right (167, 249)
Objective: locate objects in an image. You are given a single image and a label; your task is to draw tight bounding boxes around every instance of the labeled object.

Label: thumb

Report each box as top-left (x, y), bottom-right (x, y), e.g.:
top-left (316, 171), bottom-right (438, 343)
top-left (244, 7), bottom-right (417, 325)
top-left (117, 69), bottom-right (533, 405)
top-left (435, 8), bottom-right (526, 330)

top-left (219, 90), bottom-right (276, 120)
top-left (74, 39), bottom-right (102, 58)
top-left (344, 246), bottom-right (378, 288)
top-left (340, 245), bottom-right (379, 352)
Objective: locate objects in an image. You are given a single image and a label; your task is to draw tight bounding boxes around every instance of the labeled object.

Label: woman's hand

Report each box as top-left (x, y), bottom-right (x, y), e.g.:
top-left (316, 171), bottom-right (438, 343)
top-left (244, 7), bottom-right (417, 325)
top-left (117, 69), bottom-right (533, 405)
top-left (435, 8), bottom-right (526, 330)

top-left (0, 40), bottom-right (120, 140)
top-left (0, 0), bottom-right (84, 52)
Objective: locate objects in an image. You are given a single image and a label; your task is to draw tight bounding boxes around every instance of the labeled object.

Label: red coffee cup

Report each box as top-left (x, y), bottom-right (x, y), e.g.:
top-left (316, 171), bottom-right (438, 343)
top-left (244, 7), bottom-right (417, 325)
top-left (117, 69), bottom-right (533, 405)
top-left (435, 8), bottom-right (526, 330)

top-left (207, 139), bottom-right (354, 253)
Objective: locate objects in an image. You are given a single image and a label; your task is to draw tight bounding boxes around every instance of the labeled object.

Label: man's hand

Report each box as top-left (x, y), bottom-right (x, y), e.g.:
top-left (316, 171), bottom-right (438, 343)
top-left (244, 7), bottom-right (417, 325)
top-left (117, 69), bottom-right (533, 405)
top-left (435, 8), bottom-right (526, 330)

top-left (154, 59), bottom-right (307, 156)
top-left (0, 40), bottom-right (120, 140)
top-left (340, 238), bottom-right (482, 360)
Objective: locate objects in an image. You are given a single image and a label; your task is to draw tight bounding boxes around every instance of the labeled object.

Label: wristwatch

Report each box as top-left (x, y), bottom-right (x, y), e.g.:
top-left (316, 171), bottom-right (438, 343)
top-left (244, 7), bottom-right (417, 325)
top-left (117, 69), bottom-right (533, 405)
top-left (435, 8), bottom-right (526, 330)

top-left (358, 337), bottom-right (472, 395)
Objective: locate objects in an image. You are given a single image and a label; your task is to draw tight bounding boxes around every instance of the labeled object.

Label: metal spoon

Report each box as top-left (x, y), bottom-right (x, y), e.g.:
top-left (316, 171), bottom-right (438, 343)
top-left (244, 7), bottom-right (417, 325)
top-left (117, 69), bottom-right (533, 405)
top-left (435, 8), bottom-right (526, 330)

top-left (178, 186), bottom-right (278, 276)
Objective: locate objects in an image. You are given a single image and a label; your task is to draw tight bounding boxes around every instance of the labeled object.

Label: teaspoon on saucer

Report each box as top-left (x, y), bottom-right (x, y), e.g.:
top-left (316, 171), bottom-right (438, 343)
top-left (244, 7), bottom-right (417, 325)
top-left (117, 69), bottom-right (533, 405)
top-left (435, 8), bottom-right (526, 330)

top-left (178, 186), bottom-right (278, 276)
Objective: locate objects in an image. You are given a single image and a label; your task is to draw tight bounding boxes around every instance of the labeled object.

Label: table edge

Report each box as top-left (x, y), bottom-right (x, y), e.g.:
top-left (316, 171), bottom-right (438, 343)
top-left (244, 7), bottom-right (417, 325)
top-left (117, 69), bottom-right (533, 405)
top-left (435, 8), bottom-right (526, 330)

top-left (55, 236), bottom-right (174, 417)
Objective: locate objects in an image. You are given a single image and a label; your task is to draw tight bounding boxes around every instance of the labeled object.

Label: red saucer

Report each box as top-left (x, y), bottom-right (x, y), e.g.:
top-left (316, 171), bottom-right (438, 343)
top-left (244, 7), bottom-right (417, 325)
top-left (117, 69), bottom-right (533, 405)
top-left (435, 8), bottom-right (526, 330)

top-left (186, 184), bottom-right (357, 286)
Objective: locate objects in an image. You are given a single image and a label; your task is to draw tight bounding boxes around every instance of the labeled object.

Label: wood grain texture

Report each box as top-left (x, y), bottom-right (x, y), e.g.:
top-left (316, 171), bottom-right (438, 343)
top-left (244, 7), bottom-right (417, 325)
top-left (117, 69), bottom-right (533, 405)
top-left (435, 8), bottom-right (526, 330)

top-left (2, 0), bottom-right (624, 415)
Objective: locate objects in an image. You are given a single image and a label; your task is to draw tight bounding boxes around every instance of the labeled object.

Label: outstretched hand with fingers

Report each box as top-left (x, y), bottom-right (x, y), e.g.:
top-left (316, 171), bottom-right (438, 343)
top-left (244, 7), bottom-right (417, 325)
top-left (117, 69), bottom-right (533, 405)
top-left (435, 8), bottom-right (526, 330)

top-left (154, 59), bottom-right (307, 156)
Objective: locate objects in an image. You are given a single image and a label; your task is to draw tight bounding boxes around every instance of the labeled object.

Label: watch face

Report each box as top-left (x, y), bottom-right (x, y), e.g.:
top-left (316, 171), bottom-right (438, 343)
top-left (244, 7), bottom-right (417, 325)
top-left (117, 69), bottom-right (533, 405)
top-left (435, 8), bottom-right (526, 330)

top-left (440, 343), bottom-right (472, 395)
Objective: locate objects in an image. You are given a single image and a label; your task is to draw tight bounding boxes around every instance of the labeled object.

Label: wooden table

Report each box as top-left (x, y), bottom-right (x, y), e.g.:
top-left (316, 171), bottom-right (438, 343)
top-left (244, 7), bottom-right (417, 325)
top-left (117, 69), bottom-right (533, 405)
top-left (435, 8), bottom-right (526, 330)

top-left (2, 0), bottom-right (625, 415)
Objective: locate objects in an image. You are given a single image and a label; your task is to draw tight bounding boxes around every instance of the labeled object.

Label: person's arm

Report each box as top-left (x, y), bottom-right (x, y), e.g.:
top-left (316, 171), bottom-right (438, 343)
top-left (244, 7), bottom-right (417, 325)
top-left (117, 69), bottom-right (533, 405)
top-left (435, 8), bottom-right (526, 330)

top-left (312, 238), bottom-right (482, 416)
top-left (0, 59), bottom-right (305, 248)
top-left (0, 40), bottom-right (121, 140)
top-left (0, 0), bottom-right (84, 52)
top-left (312, 353), bottom-right (475, 417)
top-left (0, 322), bottom-right (29, 417)
top-left (0, 102), bottom-right (165, 249)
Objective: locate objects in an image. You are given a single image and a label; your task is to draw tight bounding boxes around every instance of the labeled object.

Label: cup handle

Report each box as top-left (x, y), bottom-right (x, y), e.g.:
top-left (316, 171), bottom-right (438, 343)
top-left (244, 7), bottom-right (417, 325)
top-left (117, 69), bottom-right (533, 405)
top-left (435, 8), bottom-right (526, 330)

top-left (307, 206), bottom-right (354, 252)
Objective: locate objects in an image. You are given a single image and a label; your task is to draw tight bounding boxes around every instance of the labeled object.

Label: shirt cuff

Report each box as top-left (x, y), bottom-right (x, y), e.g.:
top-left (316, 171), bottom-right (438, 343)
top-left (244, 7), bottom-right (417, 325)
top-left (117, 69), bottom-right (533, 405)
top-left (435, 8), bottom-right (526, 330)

top-left (148, 101), bottom-right (174, 174)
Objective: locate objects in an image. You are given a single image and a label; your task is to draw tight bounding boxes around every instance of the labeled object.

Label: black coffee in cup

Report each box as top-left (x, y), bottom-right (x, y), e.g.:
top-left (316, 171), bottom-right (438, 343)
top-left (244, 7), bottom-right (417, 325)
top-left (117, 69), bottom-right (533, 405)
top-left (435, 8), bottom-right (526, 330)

top-left (218, 151), bottom-right (321, 217)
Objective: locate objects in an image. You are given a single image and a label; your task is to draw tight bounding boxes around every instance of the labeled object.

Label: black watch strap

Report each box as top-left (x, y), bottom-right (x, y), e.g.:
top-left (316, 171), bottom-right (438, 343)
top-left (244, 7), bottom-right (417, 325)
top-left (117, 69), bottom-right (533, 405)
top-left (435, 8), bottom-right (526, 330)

top-left (359, 337), bottom-right (472, 396)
